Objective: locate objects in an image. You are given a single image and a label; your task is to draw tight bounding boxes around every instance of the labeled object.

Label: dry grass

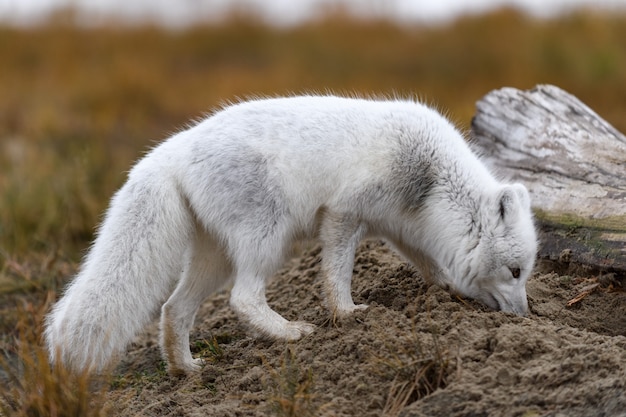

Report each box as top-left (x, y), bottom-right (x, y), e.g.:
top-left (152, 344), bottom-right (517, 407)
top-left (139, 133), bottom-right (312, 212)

top-left (373, 328), bottom-right (457, 417)
top-left (266, 347), bottom-right (319, 417)
top-left (193, 335), bottom-right (225, 363)
top-left (0, 297), bottom-right (108, 417)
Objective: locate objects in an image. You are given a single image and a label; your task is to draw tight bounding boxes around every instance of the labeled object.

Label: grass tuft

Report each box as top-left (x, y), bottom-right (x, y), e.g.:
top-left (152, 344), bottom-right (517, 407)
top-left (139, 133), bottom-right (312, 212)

top-left (0, 298), bottom-right (108, 417)
top-left (266, 347), bottom-right (318, 417)
top-left (110, 361), bottom-right (168, 392)
top-left (193, 336), bottom-right (224, 363)
top-left (374, 328), bottom-right (457, 416)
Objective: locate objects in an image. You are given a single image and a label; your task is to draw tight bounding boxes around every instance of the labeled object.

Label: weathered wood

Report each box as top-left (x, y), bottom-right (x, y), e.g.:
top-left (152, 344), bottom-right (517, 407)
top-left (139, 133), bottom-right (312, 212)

top-left (471, 84), bottom-right (626, 279)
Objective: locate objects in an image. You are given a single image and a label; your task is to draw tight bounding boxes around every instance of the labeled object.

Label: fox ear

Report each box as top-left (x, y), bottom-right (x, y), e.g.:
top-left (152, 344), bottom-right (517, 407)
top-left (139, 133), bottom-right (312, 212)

top-left (496, 185), bottom-right (522, 223)
top-left (512, 183), bottom-right (531, 211)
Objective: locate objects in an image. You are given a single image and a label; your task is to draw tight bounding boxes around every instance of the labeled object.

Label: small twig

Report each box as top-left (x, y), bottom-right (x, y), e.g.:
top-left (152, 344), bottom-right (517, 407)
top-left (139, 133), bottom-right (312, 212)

top-left (566, 282), bottom-right (600, 307)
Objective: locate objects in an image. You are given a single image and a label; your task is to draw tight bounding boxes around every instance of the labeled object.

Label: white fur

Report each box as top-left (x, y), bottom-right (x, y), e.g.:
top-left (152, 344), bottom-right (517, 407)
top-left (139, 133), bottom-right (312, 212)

top-left (45, 95), bottom-right (537, 375)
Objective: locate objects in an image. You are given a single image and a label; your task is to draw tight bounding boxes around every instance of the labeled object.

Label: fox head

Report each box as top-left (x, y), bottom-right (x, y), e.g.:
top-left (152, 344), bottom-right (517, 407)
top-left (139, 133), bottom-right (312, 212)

top-left (452, 183), bottom-right (537, 315)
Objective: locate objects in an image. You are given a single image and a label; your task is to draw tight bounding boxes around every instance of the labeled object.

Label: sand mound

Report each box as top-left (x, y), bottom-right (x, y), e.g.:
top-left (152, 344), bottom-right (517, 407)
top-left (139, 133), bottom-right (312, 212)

top-left (108, 241), bottom-right (626, 416)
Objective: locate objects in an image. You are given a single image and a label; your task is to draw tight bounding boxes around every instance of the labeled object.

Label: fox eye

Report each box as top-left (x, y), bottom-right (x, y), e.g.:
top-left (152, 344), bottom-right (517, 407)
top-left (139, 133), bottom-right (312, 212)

top-left (509, 267), bottom-right (521, 279)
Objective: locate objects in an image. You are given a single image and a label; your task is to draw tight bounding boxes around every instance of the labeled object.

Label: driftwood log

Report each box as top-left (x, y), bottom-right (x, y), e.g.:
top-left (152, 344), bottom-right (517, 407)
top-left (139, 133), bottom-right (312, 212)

top-left (471, 84), bottom-right (626, 281)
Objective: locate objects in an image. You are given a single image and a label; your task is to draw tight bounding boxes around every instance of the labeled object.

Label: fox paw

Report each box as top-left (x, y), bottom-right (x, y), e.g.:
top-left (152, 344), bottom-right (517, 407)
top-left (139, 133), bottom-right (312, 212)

top-left (283, 321), bottom-right (316, 341)
top-left (168, 357), bottom-right (204, 377)
top-left (335, 303), bottom-right (368, 318)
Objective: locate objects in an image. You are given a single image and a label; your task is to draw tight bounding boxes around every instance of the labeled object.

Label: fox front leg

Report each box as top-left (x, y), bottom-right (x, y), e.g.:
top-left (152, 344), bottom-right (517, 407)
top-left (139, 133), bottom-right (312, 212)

top-left (319, 211), bottom-right (368, 317)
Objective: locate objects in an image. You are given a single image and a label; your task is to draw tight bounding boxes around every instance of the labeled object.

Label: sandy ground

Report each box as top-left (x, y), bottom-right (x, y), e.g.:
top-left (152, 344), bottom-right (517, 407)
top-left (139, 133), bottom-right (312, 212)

top-left (106, 241), bottom-right (626, 417)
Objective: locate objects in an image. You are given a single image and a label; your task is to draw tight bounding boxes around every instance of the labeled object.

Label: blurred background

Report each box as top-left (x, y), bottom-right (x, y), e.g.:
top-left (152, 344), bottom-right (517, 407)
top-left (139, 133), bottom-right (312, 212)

top-left (1, 0), bottom-right (626, 267)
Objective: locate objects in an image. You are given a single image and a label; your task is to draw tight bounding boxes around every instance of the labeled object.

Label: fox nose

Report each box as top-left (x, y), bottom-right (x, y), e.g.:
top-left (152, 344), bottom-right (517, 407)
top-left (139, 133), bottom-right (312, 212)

top-left (499, 297), bottom-right (528, 316)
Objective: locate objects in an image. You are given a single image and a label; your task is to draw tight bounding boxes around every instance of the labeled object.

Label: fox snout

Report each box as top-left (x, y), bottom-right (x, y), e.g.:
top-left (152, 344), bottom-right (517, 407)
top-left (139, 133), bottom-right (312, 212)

top-left (498, 296), bottom-right (528, 316)
top-left (467, 287), bottom-right (528, 316)
top-left (487, 290), bottom-right (529, 316)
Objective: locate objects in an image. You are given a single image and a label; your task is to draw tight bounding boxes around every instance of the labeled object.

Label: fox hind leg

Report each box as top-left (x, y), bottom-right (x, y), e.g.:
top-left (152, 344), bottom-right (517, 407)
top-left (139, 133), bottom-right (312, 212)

top-left (160, 226), bottom-right (232, 376)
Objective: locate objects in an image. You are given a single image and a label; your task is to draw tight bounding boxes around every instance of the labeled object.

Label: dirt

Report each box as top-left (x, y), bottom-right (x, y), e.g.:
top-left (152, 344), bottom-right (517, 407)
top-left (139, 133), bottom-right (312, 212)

top-left (105, 241), bottom-right (626, 417)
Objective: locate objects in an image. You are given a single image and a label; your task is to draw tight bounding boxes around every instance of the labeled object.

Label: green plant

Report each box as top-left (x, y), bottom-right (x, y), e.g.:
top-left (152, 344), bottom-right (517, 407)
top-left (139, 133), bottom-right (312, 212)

top-left (193, 336), bottom-right (224, 363)
top-left (110, 361), bottom-right (169, 392)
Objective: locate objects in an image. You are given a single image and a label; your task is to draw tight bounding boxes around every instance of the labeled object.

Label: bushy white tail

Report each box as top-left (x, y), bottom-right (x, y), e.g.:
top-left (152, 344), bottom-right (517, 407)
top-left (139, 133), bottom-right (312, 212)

top-left (44, 172), bottom-right (192, 373)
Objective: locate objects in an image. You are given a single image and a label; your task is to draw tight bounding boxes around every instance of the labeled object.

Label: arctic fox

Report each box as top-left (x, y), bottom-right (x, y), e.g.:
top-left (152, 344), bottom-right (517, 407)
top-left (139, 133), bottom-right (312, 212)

top-left (45, 96), bottom-right (537, 376)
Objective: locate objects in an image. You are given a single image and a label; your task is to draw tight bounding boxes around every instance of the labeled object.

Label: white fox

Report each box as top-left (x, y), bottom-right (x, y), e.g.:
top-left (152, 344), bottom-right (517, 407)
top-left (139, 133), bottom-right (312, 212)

top-left (45, 96), bottom-right (537, 376)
